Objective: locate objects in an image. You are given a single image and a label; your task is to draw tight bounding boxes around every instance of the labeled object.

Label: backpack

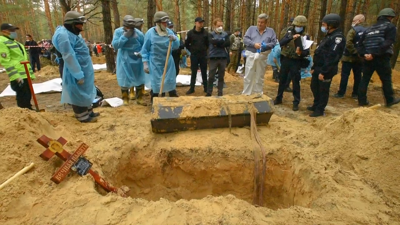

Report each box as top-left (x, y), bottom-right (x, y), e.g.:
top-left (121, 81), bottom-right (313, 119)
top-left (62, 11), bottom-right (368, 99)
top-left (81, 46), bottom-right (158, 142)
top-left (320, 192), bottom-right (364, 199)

top-left (231, 36), bottom-right (241, 51)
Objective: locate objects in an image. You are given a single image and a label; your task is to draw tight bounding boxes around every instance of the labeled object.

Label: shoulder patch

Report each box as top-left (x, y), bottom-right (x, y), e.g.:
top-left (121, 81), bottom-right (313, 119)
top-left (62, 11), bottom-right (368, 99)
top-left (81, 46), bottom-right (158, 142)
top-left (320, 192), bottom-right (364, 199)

top-left (335, 37), bottom-right (342, 44)
top-left (1, 53), bottom-right (6, 58)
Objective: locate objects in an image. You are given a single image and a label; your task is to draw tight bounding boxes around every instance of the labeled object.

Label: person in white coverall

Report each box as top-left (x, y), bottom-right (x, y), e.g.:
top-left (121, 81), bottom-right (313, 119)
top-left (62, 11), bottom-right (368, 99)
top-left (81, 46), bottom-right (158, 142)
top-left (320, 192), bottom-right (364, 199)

top-left (242, 13), bottom-right (276, 95)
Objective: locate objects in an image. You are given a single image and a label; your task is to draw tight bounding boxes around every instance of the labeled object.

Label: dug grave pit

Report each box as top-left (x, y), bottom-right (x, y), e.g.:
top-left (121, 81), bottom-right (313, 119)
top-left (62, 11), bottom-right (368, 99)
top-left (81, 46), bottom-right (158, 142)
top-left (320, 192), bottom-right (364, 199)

top-left (107, 146), bottom-right (322, 210)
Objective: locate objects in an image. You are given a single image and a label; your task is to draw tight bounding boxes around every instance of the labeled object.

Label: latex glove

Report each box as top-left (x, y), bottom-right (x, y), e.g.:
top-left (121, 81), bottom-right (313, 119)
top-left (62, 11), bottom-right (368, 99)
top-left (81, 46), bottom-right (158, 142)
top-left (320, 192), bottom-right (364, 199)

top-left (77, 79), bottom-right (85, 85)
top-left (168, 35), bottom-right (177, 41)
top-left (261, 42), bottom-right (267, 52)
top-left (143, 62), bottom-right (149, 74)
top-left (134, 52), bottom-right (142, 58)
top-left (16, 78), bottom-right (24, 87)
top-left (123, 29), bottom-right (134, 37)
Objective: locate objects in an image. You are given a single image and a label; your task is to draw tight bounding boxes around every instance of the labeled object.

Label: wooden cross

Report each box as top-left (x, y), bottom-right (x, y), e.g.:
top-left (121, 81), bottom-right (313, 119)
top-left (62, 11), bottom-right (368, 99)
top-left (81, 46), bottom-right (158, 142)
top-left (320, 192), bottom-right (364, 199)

top-left (37, 135), bottom-right (118, 193)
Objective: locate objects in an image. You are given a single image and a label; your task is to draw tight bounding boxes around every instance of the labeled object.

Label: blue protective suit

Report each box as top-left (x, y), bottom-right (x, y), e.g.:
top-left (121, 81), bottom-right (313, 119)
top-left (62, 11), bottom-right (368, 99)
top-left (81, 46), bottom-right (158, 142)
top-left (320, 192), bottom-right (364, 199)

top-left (141, 27), bottom-right (179, 93)
top-left (112, 27), bottom-right (148, 88)
top-left (52, 26), bottom-right (96, 107)
top-left (301, 55), bottom-right (313, 79)
top-left (267, 43), bottom-right (281, 67)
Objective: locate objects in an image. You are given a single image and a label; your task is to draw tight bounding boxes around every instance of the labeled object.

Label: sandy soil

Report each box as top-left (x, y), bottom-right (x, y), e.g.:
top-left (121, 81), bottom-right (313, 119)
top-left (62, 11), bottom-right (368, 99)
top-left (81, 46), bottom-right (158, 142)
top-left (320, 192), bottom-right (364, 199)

top-left (0, 56), bottom-right (400, 225)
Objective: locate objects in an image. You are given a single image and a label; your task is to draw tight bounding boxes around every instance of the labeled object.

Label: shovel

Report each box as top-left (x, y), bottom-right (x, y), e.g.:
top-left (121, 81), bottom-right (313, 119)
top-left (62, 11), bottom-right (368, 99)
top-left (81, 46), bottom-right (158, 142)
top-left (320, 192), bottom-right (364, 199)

top-left (158, 39), bottom-right (173, 97)
top-left (20, 61), bottom-right (44, 112)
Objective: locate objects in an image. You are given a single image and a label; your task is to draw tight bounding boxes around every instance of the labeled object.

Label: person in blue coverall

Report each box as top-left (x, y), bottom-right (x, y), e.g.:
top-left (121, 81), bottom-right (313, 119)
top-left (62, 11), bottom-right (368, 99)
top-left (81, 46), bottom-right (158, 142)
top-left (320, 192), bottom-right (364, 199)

top-left (141, 11), bottom-right (180, 103)
top-left (112, 15), bottom-right (148, 106)
top-left (266, 41), bottom-right (281, 83)
top-left (52, 11), bottom-right (98, 123)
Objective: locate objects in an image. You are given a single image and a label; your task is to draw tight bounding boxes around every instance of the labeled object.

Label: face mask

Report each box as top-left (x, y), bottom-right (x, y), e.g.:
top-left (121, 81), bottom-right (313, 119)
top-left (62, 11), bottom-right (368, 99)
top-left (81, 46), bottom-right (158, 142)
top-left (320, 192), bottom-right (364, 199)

top-left (321, 26), bottom-right (328, 33)
top-left (9, 32), bottom-right (17, 39)
top-left (294, 26), bottom-right (303, 33)
top-left (216, 26), bottom-right (223, 33)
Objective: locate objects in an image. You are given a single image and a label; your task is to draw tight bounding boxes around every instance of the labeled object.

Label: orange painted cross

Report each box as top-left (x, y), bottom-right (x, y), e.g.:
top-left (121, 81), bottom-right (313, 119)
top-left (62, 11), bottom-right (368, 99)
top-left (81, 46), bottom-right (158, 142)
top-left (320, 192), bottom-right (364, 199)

top-left (37, 135), bottom-right (120, 194)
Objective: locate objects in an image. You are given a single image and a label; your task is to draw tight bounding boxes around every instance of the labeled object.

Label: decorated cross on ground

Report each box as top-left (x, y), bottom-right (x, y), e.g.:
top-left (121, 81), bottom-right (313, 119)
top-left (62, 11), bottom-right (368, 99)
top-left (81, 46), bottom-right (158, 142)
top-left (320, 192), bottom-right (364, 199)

top-left (37, 135), bottom-right (125, 195)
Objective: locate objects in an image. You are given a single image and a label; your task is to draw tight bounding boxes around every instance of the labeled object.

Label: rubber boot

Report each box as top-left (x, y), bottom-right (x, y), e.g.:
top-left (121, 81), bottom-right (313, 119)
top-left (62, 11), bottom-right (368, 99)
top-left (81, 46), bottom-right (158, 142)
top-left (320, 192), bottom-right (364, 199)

top-left (129, 87), bottom-right (136, 100)
top-left (121, 89), bottom-right (129, 106)
top-left (169, 89), bottom-right (179, 97)
top-left (136, 85), bottom-right (147, 106)
top-left (142, 87), bottom-right (149, 96)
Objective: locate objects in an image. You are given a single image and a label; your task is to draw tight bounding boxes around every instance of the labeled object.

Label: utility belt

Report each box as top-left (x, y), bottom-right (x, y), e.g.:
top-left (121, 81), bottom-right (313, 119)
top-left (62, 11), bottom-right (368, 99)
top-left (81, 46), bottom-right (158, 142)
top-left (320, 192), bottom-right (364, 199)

top-left (209, 57), bottom-right (227, 60)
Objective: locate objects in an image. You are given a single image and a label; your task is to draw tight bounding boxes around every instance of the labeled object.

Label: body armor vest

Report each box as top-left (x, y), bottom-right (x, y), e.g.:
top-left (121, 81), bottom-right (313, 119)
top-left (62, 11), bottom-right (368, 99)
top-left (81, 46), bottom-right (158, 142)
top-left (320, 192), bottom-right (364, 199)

top-left (363, 22), bottom-right (393, 55)
top-left (281, 27), bottom-right (305, 59)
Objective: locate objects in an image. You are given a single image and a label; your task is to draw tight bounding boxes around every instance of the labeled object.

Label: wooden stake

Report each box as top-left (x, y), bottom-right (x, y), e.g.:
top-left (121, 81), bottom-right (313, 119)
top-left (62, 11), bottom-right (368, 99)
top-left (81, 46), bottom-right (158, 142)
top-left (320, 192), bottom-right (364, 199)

top-left (0, 163), bottom-right (34, 190)
top-left (159, 39), bottom-right (173, 97)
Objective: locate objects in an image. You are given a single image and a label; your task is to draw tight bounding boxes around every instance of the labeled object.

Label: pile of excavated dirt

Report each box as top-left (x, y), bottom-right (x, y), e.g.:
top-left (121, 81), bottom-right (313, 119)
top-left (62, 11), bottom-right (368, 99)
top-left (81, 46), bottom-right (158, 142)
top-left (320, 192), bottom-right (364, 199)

top-left (0, 104), bottom-right (399, 224)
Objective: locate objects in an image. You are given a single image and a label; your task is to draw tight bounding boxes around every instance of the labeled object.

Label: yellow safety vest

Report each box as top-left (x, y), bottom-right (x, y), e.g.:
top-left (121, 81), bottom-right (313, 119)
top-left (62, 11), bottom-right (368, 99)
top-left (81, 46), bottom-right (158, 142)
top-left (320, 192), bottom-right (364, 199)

top-left (0, 35), bottom-right (35, 81)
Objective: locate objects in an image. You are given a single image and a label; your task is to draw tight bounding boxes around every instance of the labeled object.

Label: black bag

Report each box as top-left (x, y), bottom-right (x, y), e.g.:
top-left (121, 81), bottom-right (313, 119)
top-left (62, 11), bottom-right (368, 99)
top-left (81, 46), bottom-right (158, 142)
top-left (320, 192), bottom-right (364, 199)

top-left (92, 86), bottom-right (104, 108)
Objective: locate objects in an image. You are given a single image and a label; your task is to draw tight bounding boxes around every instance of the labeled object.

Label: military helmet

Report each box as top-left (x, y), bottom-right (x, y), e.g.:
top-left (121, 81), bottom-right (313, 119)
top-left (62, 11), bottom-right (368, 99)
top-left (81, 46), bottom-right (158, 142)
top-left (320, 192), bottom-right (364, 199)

top-left (378, 8), bottom-right (396, 17)
top-left (123, 15), bottom-right (135, 28)
top-left (292, 15), bottom-right (307, 27)
top-left (322, 13), bottom-right (341, 28)
top-left (154, 11), bottom-right (169, 23)
top-left (64, 11), bottom-right (86, 24)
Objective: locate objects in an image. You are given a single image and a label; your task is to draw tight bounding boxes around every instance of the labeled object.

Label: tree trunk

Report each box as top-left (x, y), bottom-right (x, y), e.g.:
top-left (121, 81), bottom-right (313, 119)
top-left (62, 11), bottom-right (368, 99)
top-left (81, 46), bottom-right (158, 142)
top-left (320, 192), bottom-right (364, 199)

top-left (317, 0), bottom-right (327, 43)
top-left (274, 0), bottom-right (279, 32)
top-left (362, 0), bottom-right (370, 18)
top-left (225, 0), bottom-right (231, 32)
top-left (278, 0), bottom-right (285, 37)
top-left (198, 0), bottom-right (202, 17)
top-left (111, 0), bottom-right (120, 28)
top-left (59, 0), bottom-right (71, 14)
top-left (344, 0), bottom-right (357, 33)
top-left (43, 0), bottom-right (54, 36)
top-left (100, 0), bottom-right (115, 73)
top-left (203, 0), bottom-right (209, 30)
top-left (155, 0), bottom-right (163, 11)
top-left (339, 0), bottom-right (347, 30)
top-left (147, 0), bottom-right (156, 30)
top-left (304, 0), bottom-right (311, 18)
top-left (327, 0), bottom-right (333, 14)
top-left (230, 0), bottom-right (235, 31)
top-left (283, 0), bottom-right (289, 33)
top-left (252, 0), bottom-right (256, 26)
top-left (52, 0), bottom-right (61, 26)
top-left (173, 0), bottom-right (181, 32)
top-left (181, 0), bottom-right (187, 32)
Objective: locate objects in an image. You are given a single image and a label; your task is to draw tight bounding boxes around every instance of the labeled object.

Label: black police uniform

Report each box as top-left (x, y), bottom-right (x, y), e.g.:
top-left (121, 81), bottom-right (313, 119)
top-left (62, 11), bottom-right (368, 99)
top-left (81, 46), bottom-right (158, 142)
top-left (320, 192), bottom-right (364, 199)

top-left (275, 26), bottom-right (310, 110)
top-left (310, 29), bottom-right (345, 115)
top-left (358, 17), bottom-right (399, 106)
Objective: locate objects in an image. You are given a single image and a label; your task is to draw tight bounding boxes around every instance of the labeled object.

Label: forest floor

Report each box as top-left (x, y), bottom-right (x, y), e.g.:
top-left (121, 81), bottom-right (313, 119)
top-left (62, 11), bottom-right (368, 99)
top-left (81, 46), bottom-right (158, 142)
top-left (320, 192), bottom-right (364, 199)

top-left (1, 56), bottom-right (400, 224)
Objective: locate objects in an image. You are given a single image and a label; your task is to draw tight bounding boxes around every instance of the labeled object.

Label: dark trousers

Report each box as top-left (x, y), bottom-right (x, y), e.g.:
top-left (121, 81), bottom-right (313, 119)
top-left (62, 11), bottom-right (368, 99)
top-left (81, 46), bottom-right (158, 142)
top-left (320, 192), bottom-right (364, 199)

top-left (58, 58), bottom-right (64, 79)
top-left (190, 55), bottom-right (208, 91)
top-left (30, 54), bottom-right (41, 72)
top-left (276, 56), bottom-right (301, 105)
top-left (310, 69), bottom-right (332, 113)
top-left (10, 79), bottom-right (32, 109)
top-left (173, 54), bottom-right (180, 76)
top-left (358, 55), bottom-right (395, 104)
top-left (207, 58), bottom-right (227, 96)
top-left (338, 61), bottom-right (362, 96)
